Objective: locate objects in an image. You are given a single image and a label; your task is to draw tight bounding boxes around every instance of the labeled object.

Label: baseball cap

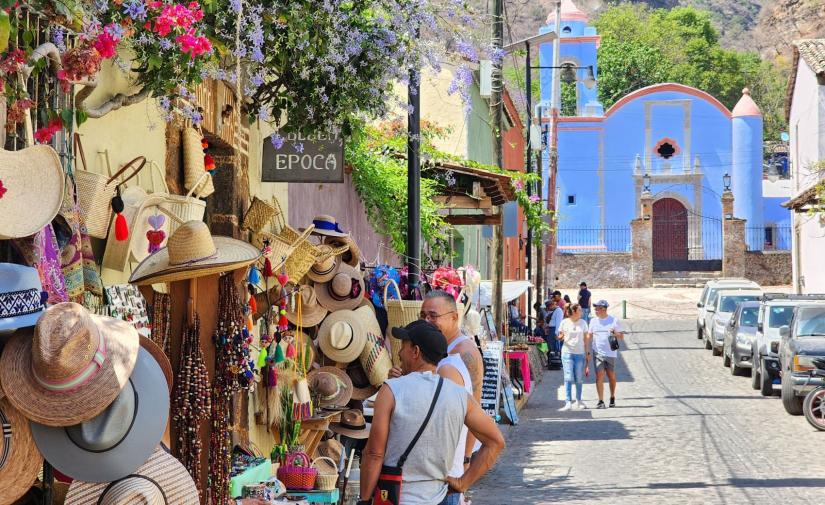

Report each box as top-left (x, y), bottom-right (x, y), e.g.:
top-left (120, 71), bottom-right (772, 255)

top-left (391, 320), bottom-right (448, 364)
top-left (579, 281), bottom-right (587, 287)
top-left (594, 299), bottom-right (609, 308)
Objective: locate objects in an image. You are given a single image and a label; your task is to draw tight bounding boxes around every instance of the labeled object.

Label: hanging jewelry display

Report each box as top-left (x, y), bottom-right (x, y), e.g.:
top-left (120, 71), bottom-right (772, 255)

top-left (150, 291), bottom-right (172, 356)
top-left (171, 313), bottom-right (211, 496)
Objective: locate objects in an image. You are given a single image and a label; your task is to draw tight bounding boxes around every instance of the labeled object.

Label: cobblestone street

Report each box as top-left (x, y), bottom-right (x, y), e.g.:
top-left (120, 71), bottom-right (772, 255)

top-left (472, 316), bottom-right (825, 504)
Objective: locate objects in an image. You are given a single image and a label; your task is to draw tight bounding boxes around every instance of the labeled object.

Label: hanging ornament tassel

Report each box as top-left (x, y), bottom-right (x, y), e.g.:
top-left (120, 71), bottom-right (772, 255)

top-left (248, 266), bottom-right (260, 285)
top-left (277, 272), bottom-right (289, 287)
top-left (278, 307), bottom-right (289, 331)
top-left (112, 189), bottom-right (128, 241)
top-left (292, 378), bottom-right (312, 420)
top-left (256, 347), bottom-right (268, 369)
top-left (273, 342), bottom-right (286, 364)
top-left (264, 258), bottom-right (274, 278)
top-left (204, 153), bottom-right (216, 171)
top-left (286, 341), bottom-right (296, 359)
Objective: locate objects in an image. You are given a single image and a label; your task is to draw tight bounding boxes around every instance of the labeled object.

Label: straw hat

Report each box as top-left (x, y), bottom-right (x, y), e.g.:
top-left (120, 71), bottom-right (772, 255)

top-left (0, 302), bottom-right (139, 427)
top-left (355, 306), bottom-right (392, 387)
top-left (311, 215), bottom-right (348, 237)
top-left (329, 409), bottom-right (370, 439)
top-left (64, 446), bottom-right (199, 504)
top-left (0, 397), bottom-right (44, 505)
top-left (307, 244), bottom-right (349, 283)
top-left (315, 263), bottom-right (366, 312)
top-left (0, 263), bottom-right (47, 332)
top-left (317, 309), bottom-right (367, 363)
top-left (323, 235), bottom-right (361, 268)
top-left (307, 366), bottom-right (352, 408)
top-left (31, 347), bottom-right (169, 482)
top-left (0, 145), bottom-right (64, 240)
top-left (286, 285), bottom-right (329, 328)
top-left (317, 438), bottom-right (344, 464)
top-left (345, 361), bottom-right (378, 401)
top-left (129, 220), bottom-right (261, 286)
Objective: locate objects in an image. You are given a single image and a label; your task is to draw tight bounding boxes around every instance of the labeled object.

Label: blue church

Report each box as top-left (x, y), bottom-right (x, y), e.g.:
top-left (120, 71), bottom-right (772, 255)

top-left (539, 0), bottom-right (791, 267)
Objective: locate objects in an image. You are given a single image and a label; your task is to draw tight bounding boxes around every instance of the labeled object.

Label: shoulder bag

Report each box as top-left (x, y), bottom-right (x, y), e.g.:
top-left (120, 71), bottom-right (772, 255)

top-left (370, 377), bottom-right (444, 505)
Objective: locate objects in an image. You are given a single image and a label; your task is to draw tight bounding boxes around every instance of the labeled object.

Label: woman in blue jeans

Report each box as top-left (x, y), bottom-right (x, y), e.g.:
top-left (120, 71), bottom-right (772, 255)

top-left (557, 304), bottom-right (589, 410)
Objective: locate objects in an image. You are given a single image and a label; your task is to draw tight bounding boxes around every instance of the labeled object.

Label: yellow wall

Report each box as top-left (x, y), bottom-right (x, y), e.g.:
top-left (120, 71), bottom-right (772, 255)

top-left (246, 121), bottom-right (289, 222)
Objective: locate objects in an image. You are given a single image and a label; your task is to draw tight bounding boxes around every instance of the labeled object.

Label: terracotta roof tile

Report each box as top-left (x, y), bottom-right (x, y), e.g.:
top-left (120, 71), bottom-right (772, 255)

top-left (796, 39), bottom-right (825, 76)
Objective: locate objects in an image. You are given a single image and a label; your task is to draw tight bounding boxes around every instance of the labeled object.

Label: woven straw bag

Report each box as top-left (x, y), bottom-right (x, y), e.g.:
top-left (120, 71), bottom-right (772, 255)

top-left (149, 161), bottom-right (207, 234)
top-left (383, 278), bottom-right (422, 367)
top-left (251, 197), bottom-right (319, 282)
top-left (182, 126), bottom-right (215, 198)
top-left (277, 452), bottom-right (317, 490)
top-left (242, 196), bottom-right (276, 232)
top-left (73, 134), bottom-right (147, 238)
top-left (311, 457), bottom-right (339, 490)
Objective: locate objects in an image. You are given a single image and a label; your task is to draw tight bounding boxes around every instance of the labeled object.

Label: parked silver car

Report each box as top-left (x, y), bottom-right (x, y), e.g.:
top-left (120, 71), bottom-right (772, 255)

top-left (704, 289), bottom-right (762, 356)
top-left (722, 301), bottom-right (760, 376)
top-left (778, 305), bottom-right (825, 415)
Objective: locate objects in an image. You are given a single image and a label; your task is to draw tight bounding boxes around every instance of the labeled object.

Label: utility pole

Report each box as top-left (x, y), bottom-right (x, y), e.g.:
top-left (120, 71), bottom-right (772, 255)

top-left (407, 64), bottom-right (421, 297)
top-left (524, 40), bottom-right (533, 326)
top-left (546, 0), bottom-right (562, 296)
top-left (535, 122), bottom-right (546, 303)
top-left (492, 0), bottom-right (505, 333)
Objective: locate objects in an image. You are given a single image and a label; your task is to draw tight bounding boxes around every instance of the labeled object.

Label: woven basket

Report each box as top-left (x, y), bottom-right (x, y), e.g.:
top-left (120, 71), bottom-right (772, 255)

top-left (73, 134), bottom-right (147, 238)
top-left (158, 165), bottom-right (207, 235)
top-left (182, 126), bottom-right (215, 198)
top-left (250, 197), bottom-right (320, 283)
top-left (242, 196), bottom-right (276, 232)
top-left (383, 279), bottom-right (422, 367)
top-left (312, 457), bottom-right (339, 491)
top-left (277, 452), bottom-right (317, 490)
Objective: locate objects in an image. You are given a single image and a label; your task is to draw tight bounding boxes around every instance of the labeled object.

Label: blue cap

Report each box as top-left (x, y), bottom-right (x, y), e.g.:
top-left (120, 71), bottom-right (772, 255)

top-left (594, 300), bottom-right (609, 308)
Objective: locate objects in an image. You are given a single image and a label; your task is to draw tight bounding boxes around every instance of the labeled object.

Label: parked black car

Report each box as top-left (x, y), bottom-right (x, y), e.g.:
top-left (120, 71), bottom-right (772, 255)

top-left (723, 301), bottom-right (760, 376)
top-left (777, 305), bottom-right (825, 415)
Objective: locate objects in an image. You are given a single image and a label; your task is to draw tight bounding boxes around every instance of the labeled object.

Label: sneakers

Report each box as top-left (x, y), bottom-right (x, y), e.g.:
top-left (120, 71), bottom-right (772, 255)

top-left (596, 400), bottom-right (606, 409)
top-left (576, 401), bottom-right (587, 410)
top-left (559, 402), bottom-right (573, 411)
top-left (609, 397), bottom-right (616, 408)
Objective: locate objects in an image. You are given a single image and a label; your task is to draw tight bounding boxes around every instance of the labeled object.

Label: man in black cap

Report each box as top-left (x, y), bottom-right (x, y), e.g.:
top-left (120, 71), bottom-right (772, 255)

top-left (358, 320), bottom-right (504, 505)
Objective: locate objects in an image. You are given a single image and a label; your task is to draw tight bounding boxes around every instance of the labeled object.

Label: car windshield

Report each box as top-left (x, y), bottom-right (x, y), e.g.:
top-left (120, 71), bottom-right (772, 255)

top-left (740, 306), bottom-right (759, 326)
top-left (769, 306), bottom-right (795, 328)
top-left (797, 307), bottom-right (825, 337)
top-left (719, 295), bottom-right (760, 313)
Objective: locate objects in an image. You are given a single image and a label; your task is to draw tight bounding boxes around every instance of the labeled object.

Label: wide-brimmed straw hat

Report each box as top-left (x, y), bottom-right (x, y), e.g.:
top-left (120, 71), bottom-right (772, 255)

top-left (324, 235), bottom-right (361, 268)
top-left (0, 302), bottom-right (139, 427)
top-left (311, 215), bottom-right (348, 237)
top-left (317, 309), bottom-right (367, 363)
top-left (31, 347), bottom-right (170, 482)
top-left (64, 446), bottom-right (198, 504)
top-left (315, 263), bottom-right (365, 312)
top-left (0, 145), bottom-right (64, 240)
top-left (329, 409), bottom-right (370, 439)
top-left (0, 263), bottom-right (48, 332)
top-left (307, 244), bottom-right (349, 283)
top-left (346, 361), bottom-right (378, 401)
top-left (317, 438), bottom-right (344, 464)
top-left (307, 366), bottom-right (352, 408)
top-left (355, 306), bottom-right (392, 387)
top-left (286, 285), bottom-right (329, 328)
top-left (129, 220), bottom-right (261, 286)
top-left (0, 397), bottom-right (44, 505)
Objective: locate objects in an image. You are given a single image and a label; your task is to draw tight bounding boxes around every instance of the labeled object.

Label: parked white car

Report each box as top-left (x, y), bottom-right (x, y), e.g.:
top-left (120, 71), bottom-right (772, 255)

top-left (697, 279), bottom-right (761, 341)
top-left (705, 289), bottom-right (763, 356)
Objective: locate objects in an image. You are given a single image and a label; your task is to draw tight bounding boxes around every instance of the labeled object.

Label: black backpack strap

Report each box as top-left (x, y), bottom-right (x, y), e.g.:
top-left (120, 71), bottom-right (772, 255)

top-left (397, 377), bottom-right (444, 468)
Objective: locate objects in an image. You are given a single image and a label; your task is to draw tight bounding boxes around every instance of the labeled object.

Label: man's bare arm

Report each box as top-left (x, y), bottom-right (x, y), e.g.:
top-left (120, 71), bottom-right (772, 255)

top-left (447, 396), bottom-right (505, 493)
top-left (458, 342), bottom-right (483, 401)
top-left (360, 384), bottom-right (394, 500)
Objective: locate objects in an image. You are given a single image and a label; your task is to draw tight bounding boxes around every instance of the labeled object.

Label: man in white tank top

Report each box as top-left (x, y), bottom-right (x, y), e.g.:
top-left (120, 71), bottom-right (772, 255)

top-left (359, 321), bottom-right (504, 505)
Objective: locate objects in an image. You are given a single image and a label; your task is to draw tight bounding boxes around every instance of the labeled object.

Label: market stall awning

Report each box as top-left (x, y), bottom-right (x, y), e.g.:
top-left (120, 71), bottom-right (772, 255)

top-left (476, 280), bottom-right (533, 307)
top-left (782, 184), bottom-right (822, 212)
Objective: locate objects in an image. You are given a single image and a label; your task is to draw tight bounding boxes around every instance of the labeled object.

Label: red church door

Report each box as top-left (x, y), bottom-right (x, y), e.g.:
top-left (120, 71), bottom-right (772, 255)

top-left (652, 198), bottom-right (688, 269)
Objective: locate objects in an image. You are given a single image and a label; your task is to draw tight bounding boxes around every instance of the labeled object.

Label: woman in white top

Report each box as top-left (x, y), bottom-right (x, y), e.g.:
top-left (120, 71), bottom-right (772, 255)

top-left (557, 304), bottom-right (590, 411)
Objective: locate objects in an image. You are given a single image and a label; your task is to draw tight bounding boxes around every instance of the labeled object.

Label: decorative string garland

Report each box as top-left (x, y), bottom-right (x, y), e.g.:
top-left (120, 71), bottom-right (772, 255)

top-left (151, 291), bottom-right (172, 356)
top-left (171, 313), bottom-right (210, 496)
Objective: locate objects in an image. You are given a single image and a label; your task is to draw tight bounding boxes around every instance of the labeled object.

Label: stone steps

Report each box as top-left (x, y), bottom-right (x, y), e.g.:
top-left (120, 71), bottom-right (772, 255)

top-left (652, 271), bottom-right (722, 288)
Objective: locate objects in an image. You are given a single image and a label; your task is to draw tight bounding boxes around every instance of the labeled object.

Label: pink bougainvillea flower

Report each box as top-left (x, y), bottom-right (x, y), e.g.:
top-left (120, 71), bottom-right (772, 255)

top-left (93, 31), bottom-right (119, 59)
top-left (513, 179), bottom-right (524, 191)
top-left (33, 118), bottom-right (64, 144)
top-left (529, 194), bottom-right (540, 203)
top-left (176, 33), bottom-right (211, 58)
top-left (0, 180), bottom-right (7, 199)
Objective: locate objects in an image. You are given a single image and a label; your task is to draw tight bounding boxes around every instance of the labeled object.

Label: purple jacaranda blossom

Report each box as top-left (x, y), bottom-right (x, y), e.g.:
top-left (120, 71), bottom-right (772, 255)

top-left (293, 142), bottom-right (304, 153)
top-left (270, 133), bottom-right (285, 149)
top-left (123, 0), bottom-right (148, 21)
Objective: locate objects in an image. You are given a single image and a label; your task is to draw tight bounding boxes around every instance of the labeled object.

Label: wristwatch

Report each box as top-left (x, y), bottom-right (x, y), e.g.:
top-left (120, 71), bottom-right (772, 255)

top-left (463, 456), bottom-right (471, 464)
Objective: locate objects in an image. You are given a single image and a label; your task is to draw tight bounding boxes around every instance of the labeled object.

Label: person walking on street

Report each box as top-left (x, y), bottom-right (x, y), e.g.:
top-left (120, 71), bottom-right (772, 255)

top-left (359, 320), bottom-right (505, 505)
top-left (587, 300), bottom-right (625, 409)
top-left (547, 299), bottom-right (564, 368)
top-left (557, 304), bottom-right (589, 411)
top-left (552, 290), bottom-right (566, 311)
top-left (578, 282), bottom-right (592, 322)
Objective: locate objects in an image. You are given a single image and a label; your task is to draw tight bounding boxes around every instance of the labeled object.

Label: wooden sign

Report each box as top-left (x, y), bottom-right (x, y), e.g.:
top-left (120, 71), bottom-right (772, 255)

top-left (261, 129), bottom-right (344, 183)
top-left (480, 340), bottom-right (503, 418)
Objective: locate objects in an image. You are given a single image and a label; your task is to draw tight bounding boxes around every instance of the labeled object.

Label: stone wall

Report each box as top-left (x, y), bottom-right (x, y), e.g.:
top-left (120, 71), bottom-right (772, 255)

top-left (744, 251), bottom-right (793, 286)
top-left (553, 252), bottom-right (634, 289)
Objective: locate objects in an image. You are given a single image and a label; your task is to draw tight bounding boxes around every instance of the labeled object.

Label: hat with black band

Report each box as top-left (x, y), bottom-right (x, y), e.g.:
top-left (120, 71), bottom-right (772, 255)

top-left (390, 320), bottom-right (448, 364)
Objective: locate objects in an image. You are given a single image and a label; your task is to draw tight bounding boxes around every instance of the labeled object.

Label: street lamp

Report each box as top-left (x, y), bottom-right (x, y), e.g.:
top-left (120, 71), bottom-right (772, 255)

top-left (723, 172), bottom-right (731, 191)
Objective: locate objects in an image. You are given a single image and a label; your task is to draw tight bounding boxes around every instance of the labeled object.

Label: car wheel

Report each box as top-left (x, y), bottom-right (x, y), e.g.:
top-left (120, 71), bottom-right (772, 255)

top-left (723, 346), bottom-right (731, 368)
top-left (751, 356), bottom-right (761, 389)
top-left (760, 360), bottom-right (774, 396)
top-left (731, 354), bottom-right (743, 376)
top-left (781, 369), bottom-right (804, 415)
top-left (803, 388), bottom-right (825, 431)
top-left (704, 331), bottom-right (712, 350)
top-left (712, 342), bottom-right (722, 357)
top-left (697, 324), bottom-right (703, 340)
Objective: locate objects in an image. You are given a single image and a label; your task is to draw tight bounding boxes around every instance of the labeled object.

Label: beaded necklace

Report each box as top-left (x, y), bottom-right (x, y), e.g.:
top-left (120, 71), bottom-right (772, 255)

top-left (151, 291), bottom-right (172, 356)
top-left (171, 313), bottom-right (210, 496)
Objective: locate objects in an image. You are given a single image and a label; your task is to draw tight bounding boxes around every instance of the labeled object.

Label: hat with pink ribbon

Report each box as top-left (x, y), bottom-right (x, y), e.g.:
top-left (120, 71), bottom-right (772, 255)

top-left (0, 302), bottom-right (139, 427)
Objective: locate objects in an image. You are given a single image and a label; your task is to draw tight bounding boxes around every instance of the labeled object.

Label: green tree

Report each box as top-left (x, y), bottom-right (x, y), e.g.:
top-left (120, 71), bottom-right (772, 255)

top-left (594, 4), bottom-right (788, 139)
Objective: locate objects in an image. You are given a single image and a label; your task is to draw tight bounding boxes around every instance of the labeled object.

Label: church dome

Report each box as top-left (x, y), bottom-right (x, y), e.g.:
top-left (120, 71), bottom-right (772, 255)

top-left (731, 88), bottom-right (762, 118)
top-left (546, 0), bottom-right (589, 24)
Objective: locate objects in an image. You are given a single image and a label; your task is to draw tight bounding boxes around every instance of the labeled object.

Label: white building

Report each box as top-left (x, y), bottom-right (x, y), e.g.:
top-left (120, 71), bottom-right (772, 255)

top-left (786, 39), bottom-right (825, 293)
